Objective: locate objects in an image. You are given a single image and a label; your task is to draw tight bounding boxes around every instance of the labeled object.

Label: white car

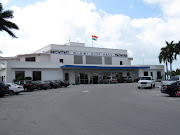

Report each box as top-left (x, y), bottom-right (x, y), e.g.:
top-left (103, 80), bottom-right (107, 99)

top-left (7, 83), bottom-right (24, 95)
top-left (138, 76), bottom-right (155, 89)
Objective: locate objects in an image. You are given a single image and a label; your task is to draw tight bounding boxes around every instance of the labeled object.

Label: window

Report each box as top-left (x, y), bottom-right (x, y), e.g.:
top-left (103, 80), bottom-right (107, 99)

top-left (65, 73), bottom-right (69, 81)
top-left (74, 56), bottom-right (83, 64)
top-left (105, 57), bottom-right (112, 65)
top-left (75, 73), bottom-right (88, 84)
top-left (15, 71), bottom-right (25, 80)
top-left (177, 82), bottom-right (180, 86)
top-left (144, 71), bottom-right (148, 76)
top-left (127, 73), bottom-right (130, 76)
top-left (151, 72), bottom-right (153, 77)
top-left (106, 76), bottom-right (111, 79)
top-left (59, 59), bottom-right (63, 63)
top-left (25, 57), bottom-right (35, 62)
top-left (120, 61), bottom-right (123, 65)
top-left (86, 56), bottom-right (102, 64)
top-left (157, 71), bottom-right (161, 79)
top-left (33, 71), bottom-right (41, 81)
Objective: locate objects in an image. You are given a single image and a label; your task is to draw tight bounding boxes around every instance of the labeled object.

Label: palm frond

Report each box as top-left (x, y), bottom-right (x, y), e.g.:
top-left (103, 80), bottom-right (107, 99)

top-left (2, 26), bottom-right (18, 38)
top-left (0, 3), bottom-right (3, 13)
top-left (1, 10), bottom-right (14, 19)
top-left (0, 3), bottom-right (19, 38)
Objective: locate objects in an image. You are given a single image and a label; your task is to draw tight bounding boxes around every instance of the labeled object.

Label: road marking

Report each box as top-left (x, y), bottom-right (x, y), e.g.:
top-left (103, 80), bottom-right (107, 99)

top-left (82, 90), bottom-right (89, 93)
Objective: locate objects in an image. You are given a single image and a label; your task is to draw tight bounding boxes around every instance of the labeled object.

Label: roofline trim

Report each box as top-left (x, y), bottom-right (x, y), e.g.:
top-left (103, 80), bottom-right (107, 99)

top-left (61, 65), bottom-right (150, 69)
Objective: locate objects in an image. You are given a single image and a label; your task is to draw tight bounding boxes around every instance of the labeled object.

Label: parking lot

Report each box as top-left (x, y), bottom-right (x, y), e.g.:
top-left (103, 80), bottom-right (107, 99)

top-left (1, 82), bottom-right (180, 135)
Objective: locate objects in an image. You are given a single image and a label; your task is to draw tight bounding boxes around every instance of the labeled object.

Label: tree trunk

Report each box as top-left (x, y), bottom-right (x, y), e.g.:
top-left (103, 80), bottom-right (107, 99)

top-left (166, 62), bottom-right (169, 80)
top-left (170, 62), bottom-right (172, 77)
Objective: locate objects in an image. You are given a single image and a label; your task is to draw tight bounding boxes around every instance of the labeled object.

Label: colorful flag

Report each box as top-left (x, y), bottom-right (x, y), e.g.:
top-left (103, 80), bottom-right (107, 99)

top-left (92, 35), bottom-right (98, 41)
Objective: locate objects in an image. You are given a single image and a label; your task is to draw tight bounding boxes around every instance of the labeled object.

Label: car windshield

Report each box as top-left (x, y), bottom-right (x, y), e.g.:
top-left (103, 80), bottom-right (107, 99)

top-left (140, 77), bottom-right (151, 80)
top-left (51, 81), bottom-right (56, 83)
top-left (170, 76), bottom-right (179, 81)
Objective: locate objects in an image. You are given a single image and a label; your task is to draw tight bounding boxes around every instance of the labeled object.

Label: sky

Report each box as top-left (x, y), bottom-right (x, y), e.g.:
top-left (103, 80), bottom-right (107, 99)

top-left (0, 0), bottom-right (179, 70)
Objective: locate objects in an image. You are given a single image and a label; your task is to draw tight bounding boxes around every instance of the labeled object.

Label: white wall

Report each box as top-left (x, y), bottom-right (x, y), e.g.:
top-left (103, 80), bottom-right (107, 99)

top-left (36, 55), bottom-right (50, 62)
top-left (112, 57), bottom-right (129, 66)
top-left (50, 54), bottom-right (74, 65)
top-left (138, 65), bottom-right (165, 81)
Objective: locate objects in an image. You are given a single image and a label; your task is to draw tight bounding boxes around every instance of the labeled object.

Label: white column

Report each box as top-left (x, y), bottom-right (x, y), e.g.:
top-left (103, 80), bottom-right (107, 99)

top-left (83, 56), bottom-right (86, 64)
top-left (102, 57), bottom-right (105, 65)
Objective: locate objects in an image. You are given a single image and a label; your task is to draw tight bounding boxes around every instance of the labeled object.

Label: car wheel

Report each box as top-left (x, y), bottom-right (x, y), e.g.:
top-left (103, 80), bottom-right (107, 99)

top-left (38, 87), bottom-right (41, 90)
top-left (9, 90), bottom-right (14, 95)
top-left (174, 90), bottom-right (179, 97)
top-left (24, 87), bottom-right (28, 92)
top-left (138, 87), bottom-right (140, 89)
top-left (15, 92), bottom-right (19, 95)
top-left (150, 85), bottom-right (152, 89)
top-left (0, 94), bottom-right (4, 97)
top-left (153, 84), bottom-right (155, 88)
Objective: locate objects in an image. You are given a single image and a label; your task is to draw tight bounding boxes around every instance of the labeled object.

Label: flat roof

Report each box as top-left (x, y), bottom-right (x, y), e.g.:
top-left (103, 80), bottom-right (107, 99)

top-left (17, 53), bottom-right (50, 57)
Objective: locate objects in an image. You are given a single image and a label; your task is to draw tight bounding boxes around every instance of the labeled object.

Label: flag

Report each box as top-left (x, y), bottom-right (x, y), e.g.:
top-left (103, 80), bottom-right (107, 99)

top-left (92, 35), bottom-right (98, 41)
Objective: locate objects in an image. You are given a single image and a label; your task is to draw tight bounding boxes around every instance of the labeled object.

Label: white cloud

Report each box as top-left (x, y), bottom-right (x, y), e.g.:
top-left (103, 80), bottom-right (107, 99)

top-left (0, 0), bottom-right (8, 5)
top-left (0, 0), bottom-right (180, 70)
top-left (144, 0), bottom-right (180, 18)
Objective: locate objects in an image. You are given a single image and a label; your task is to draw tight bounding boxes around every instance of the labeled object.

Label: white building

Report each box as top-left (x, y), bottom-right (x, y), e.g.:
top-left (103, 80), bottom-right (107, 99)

top-left (0, 42), bottom-right (164, 84)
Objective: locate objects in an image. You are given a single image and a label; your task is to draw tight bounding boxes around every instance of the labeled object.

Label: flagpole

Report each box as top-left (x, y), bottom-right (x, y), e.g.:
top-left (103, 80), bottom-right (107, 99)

top-left (92, 38), bottom-right (93, 47)
top-left (91, 35), bottom-right (93, 47)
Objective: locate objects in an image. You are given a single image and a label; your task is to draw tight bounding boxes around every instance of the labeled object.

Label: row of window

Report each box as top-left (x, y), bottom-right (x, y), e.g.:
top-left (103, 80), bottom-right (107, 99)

top-left (143, 71), bottom-right (161, 79)
top-left (25, 56), bottom-right (124, 65)
top-left (60, 56), bottom-right (123, 65)
top-left (15, 71), bottom-right (41, 81)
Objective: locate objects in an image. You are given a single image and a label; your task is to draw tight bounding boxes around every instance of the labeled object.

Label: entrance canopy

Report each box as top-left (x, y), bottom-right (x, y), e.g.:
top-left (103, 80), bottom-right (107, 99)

top-left (61, 65), bottom-right (150, 69)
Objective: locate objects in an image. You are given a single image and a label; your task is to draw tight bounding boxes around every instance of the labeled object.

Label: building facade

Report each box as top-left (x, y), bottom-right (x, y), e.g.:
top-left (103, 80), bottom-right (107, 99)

top-left (0, 42), bottom-right (165, 84)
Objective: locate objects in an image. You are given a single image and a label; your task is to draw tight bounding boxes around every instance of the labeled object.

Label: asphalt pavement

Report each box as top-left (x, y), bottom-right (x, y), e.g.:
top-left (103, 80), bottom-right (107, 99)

top-left (0, 82), bottom-right (180, 135)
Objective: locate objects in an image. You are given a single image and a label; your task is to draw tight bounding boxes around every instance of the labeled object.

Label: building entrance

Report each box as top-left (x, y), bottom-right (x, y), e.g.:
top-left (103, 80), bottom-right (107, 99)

top-left (90, 73), bottom-right (99, 84)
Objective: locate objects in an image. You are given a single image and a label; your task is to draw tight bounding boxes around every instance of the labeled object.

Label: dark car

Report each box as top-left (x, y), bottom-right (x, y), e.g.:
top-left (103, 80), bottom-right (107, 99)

top-left (118, 76), bottom-right (132, 83)
top-left (134, 77), bottom-right (141, 82)
top-left (54, 80), bottom-right (62, 88)
top-left (15, 80), bottom-right (36, 92)
top-left (45, 80), bottom-right (59, 89)
top-left (35, 81), bottom-right (50, 90)
top-left (59, 80), bottom-right (70, 87)
top-left (161, 81), bottom-right (180, 97)
top-left (0, 82), bottom-right (9, 97)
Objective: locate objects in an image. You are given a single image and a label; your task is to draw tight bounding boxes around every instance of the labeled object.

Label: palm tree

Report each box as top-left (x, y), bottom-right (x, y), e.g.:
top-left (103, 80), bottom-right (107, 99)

top-left (165, 41), bottom-right (176, 77)
top-left (159, 47), bottom-right (169, 79)
top-left (174, 41), bottom-right (180, 59)
top-left (0, 3), bottom-right (19, 38)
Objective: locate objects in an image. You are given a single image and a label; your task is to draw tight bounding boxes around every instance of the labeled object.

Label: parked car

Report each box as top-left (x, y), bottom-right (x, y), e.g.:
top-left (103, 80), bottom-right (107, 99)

top-left (134, 77), bottom-right (141, 82)
top-left (54, 80), bottom-right (62, 88)
top-left (59, 80), bottom-right (70, 87)
top-left (35, 81), bottom-right (50, 90)
top-left (161, 81), bottom-right (180, 97)
top-left (7, 83), bottom-right (24, 95)
top-left (45, 80), bottom-right (59, 89)
top-left (177, 87), bottom-right (180, 97)
top-left (15, 80), bottom-right (36, 91)
top-left (0, 82), bottom-right (9, 97)
top-left (161, 75), bottom-right (180, 86)
top-left (118, 76), bottom-right (132, 83)
top-left (138, 76), bottom-right (155, 89)
top-left (99, 76), bottom-right (118, 84)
